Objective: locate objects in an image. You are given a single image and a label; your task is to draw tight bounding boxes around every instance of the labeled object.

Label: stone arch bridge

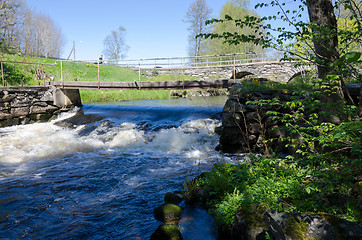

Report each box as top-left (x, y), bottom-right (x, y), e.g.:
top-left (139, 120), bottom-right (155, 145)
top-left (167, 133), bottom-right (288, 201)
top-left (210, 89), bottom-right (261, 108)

top-left (142, 61), bottom-right (308, 84)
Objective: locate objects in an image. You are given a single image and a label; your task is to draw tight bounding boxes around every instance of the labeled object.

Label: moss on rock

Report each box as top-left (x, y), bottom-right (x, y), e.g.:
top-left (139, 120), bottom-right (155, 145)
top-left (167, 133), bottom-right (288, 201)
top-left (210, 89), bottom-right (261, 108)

top-left (285, 214), bottom-right (310, 239)
top-left (154, 203), bottom-right (183, 223)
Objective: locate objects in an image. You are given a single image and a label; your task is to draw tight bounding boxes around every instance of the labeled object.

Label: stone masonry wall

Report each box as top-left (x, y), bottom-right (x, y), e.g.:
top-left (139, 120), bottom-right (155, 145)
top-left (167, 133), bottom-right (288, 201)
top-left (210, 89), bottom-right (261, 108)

top-left (218, 85), bottom-right (304, 154)
top-left (0, 87), bottom-right (81, 127)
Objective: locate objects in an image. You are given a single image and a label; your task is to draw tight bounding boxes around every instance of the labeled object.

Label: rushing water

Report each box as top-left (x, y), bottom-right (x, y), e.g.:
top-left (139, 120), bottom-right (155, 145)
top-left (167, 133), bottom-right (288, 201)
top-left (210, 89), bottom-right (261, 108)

top-left (0, 96), bottom-right (240, 239)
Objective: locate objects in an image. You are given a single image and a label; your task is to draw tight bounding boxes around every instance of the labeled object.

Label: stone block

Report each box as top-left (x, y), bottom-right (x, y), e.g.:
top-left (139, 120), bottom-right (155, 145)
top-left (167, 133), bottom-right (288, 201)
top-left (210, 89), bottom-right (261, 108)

top-left (220, 127), bottom-right (245, 145)
top-left (30, 105), bottom-right (58, 114)
top-left (0, 112), bottom-right (11, 120)
top-left (247, 123), bottom-right (262, 135)
top-left (223, 99), bottom-right (246, 113)
top-left (40, 91), bottom-right (54, 102)
top-left (11, 106), bottom-right (29, 117)
top-left (223, 112), bottom-right (244, 127)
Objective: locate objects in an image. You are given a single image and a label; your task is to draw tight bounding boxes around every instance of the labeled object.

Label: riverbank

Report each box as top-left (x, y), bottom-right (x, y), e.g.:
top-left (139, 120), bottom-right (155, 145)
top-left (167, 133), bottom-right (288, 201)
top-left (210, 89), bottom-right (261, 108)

top-left (182, 85), bottom-right (362, 239)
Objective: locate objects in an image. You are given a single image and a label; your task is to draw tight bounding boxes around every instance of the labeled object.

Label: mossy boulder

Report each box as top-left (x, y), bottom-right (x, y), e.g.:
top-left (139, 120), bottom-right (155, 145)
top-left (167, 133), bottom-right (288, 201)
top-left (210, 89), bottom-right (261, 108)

top-left (231, 203), bottom-right (270, 239)
top-left (264, 210), bottom-right (362, 240)
top-left (154, 203), bottom-right (183, 224)
top-left (150, 224), bottom-right (183, 240)
top-left (230, 208), bottom-right (362, 240)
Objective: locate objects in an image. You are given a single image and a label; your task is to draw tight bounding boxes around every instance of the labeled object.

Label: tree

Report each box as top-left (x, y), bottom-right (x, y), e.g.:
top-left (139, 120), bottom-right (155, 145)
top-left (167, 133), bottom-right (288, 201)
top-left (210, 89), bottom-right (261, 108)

top-left (103, 26), bottom-right (128, 65)
top-left (205, 0), bottom-right (264, 56)
top-left (20, 11), bottom-right (64, 58)
top-left (0, 0), bottom-right (25, 53)
top-left (184, 0), bottom-right (212, 57)
top-left (0, 0), bottom-right (64, 58)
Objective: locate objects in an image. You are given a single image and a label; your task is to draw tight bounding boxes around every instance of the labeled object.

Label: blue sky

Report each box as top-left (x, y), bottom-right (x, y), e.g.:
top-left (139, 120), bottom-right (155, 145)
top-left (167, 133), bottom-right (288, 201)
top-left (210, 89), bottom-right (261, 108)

top-left (25, 0), bottom-right (222, 60)
top-left (25, 0), bottom-right (304, 61)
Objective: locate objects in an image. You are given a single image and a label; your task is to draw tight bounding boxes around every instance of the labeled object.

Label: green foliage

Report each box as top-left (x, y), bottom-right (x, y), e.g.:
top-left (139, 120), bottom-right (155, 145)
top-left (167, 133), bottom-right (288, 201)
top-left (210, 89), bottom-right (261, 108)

top-left (198, 156), bottom-right (307, 230)
top-left (237, 77), bottom-right (314, 91)
top-left (194, 148), bottom-right (360, 230)
top-left (204, 0), bottom-right (264, 56)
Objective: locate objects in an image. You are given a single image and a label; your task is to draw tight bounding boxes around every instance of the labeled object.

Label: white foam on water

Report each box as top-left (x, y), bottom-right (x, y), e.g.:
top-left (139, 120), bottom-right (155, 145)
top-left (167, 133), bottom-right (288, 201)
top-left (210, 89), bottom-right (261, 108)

top-left (0, 112), bottom-right (222, 166)
top-left (0, 122), bottom-right (96, 164)
top-left (105, 123), bottom-right (146, 148)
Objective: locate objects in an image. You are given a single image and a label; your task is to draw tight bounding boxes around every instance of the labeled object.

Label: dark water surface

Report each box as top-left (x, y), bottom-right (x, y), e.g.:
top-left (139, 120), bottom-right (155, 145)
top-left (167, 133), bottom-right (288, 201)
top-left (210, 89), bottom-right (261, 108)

top-left (0, 96), bottom-right (237, 239)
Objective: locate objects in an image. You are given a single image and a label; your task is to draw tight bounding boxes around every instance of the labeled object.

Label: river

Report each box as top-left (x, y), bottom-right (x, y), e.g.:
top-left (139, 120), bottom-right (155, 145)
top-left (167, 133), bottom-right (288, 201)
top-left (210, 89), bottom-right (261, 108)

top-left (0, 96), bottom-right (240, 239)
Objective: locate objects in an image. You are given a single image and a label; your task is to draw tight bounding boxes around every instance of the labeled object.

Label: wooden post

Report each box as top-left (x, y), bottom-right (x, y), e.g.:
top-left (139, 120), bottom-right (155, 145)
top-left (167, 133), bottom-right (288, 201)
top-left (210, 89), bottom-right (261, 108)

top-left (182, 58), bottom-right (185, 90)
top-left (61, 61), bottom-right (64, 88)
top-left (42, 64), bottom-right (45, 87)
top-left (1, 62), bottom-right (4, 87)
top-left (98, 61), bottom-right (100, 89)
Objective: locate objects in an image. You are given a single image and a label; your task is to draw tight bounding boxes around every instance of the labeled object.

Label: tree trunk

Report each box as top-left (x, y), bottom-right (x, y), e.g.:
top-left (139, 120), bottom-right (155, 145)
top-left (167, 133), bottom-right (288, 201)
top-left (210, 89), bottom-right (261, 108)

top-left (306, 0), bottom-right (353, 105)
top-left (306, 0), bottom-right (339, 80)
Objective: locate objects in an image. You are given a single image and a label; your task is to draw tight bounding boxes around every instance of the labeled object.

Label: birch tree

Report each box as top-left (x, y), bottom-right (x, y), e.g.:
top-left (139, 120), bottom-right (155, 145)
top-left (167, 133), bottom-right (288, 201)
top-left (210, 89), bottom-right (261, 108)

top-left (184, 0), bottom-right (212, 57)
top-left (103, 26), bottom-right (128, 65)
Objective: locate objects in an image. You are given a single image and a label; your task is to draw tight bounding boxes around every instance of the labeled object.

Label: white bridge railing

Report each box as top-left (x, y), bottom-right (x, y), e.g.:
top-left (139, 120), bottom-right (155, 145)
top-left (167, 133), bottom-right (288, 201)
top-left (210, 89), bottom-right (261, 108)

top-left (105, 52), bottom-right (269, 69)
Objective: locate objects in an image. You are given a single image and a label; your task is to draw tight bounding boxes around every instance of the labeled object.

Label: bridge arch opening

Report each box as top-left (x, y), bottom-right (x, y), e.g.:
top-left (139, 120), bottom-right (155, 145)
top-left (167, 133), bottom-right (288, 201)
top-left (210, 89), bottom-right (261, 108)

top-left (232, 71), bottom-right (256, 79)
top-left (287, 70), bottom-right (311, 84)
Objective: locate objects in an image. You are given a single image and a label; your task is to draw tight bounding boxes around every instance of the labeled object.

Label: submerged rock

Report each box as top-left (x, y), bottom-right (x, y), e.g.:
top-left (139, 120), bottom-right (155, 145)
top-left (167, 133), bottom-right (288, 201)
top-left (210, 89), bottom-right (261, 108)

top-left (150, 224), bottom-right (183, 240)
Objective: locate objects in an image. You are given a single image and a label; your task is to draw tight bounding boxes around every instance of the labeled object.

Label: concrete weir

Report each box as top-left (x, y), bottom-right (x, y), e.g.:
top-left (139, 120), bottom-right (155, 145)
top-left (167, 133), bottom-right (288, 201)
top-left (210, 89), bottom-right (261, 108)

top-left (0, 87), bottom-right (82, 127)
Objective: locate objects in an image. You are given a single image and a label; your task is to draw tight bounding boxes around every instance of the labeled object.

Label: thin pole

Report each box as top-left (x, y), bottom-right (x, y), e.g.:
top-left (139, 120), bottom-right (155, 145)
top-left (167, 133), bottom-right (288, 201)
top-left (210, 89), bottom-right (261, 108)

top-left (98, 61), bottom-right (100, 89)
top-left (1, 62), bottom-right (4, 87)
top-left (233, 54), bottom-right (236, 83)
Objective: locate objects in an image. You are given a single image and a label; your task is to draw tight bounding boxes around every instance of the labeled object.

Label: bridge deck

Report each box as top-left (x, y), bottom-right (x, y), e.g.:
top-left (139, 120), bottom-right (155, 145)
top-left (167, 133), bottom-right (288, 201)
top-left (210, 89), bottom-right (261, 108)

top-left (47, 79), bottom-right (239, 90)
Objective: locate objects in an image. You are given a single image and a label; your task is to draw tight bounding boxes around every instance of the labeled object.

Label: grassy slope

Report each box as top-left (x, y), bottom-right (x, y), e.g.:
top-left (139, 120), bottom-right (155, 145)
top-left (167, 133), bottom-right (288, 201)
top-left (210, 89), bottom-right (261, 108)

top-left (0, 54), bottom-right (174, 102)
